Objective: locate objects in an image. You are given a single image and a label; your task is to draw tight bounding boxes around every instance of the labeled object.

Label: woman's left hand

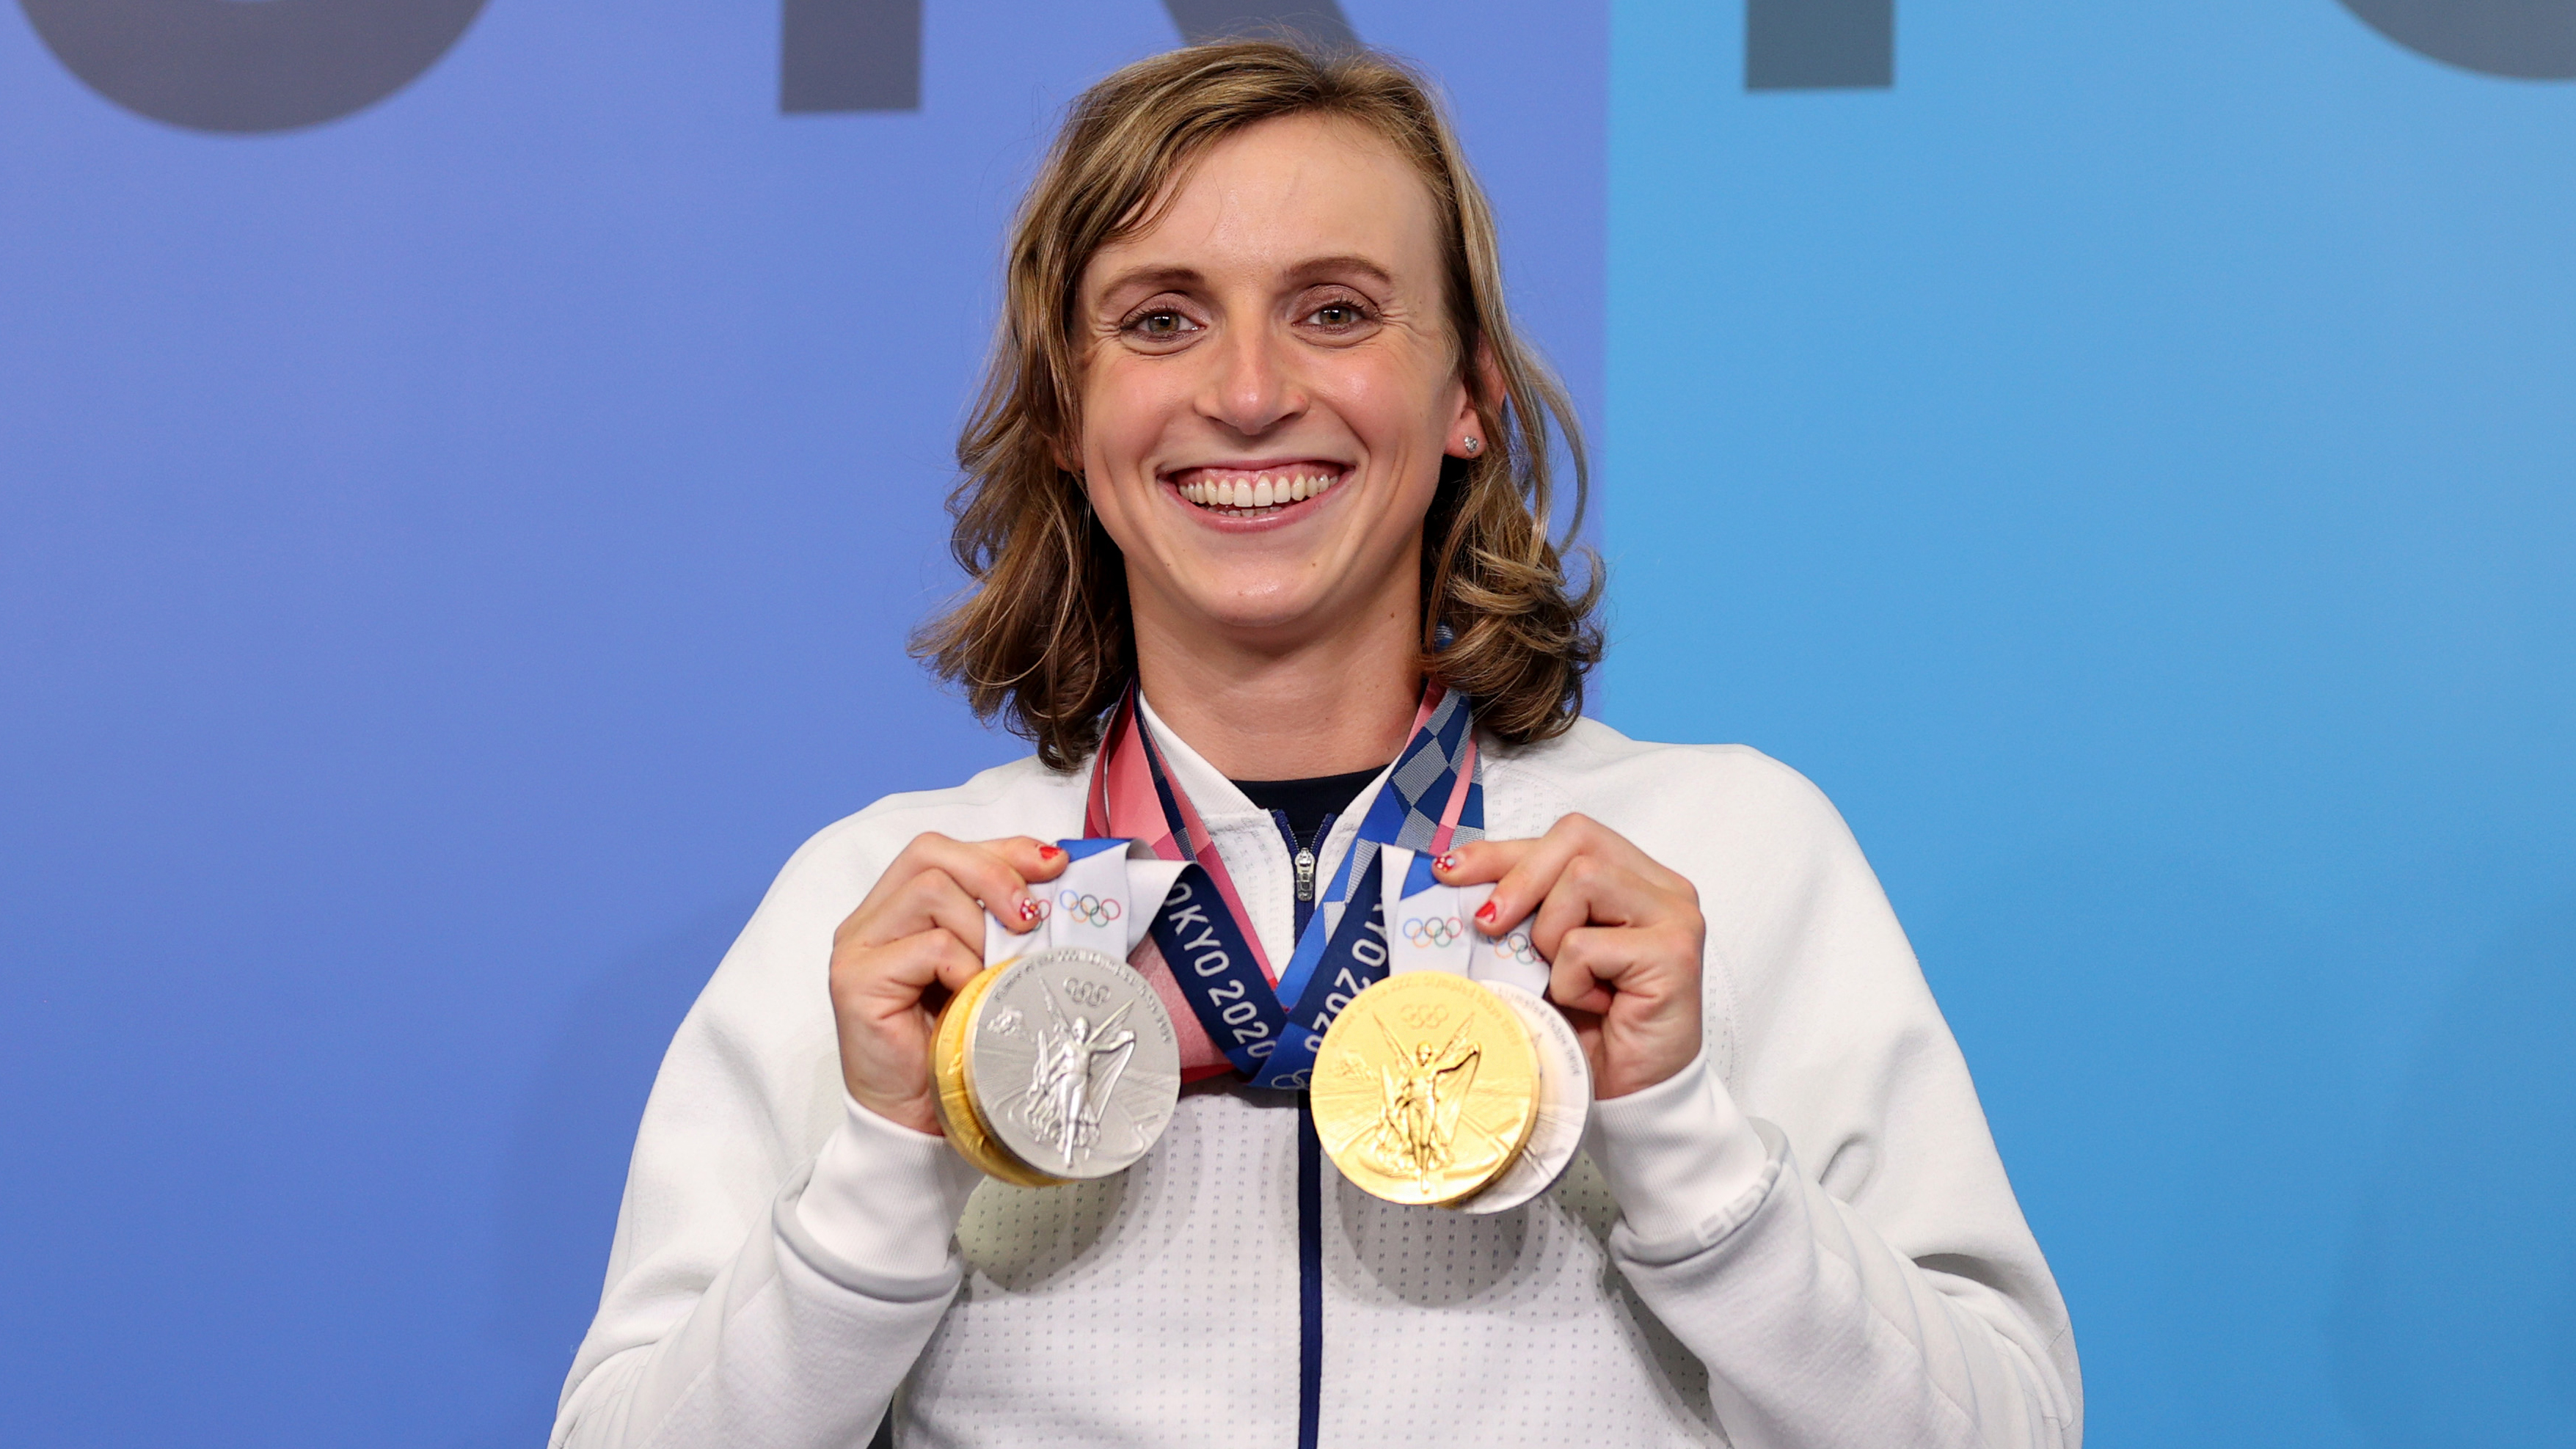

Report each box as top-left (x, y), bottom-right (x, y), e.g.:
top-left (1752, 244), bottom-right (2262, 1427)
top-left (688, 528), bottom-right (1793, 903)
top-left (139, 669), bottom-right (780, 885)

top-left (1434, 814), bottom-right (1704, 1100)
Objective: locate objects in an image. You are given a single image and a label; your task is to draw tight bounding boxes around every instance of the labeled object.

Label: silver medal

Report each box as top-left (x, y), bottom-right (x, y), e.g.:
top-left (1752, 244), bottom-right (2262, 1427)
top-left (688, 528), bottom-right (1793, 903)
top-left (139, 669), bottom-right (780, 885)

top-left (966, 946), bottom-right (1182, 1180)
top-left (1456, 979), bottom-right (1591, 1214)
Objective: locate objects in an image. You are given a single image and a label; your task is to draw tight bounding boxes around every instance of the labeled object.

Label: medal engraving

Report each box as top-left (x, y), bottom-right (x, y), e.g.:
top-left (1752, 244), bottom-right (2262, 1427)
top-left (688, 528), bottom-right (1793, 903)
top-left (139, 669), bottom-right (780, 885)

top-left (1313, 971), bottom-right (1540, 1206)
top-left (966, 947), bottom-right (1181, 1180)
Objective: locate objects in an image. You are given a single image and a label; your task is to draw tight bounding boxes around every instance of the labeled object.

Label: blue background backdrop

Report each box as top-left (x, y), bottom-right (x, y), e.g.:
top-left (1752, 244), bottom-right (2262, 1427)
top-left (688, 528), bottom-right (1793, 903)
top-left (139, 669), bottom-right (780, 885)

top-left (0, 1), bottom-right (2565, 1444)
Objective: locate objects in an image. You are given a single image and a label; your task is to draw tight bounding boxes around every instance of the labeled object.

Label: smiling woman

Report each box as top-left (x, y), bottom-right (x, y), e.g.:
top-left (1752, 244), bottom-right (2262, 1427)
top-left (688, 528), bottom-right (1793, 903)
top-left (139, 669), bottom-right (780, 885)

top-left (552, 39), bottom-right (2079, 1449)
top-left (919, 47), bottom-right (1598, 773)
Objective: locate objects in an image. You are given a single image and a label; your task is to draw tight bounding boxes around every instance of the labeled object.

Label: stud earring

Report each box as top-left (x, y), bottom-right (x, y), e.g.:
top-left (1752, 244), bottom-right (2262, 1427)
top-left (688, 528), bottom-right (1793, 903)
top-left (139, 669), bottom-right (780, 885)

top-left (1461, 436), bottom-right (1482, 456)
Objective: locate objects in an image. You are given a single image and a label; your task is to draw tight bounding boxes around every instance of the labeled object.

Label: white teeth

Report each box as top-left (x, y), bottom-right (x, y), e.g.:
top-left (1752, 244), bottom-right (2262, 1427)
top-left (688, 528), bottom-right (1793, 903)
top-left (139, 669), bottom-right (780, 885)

top-left (1178, 471), bottom-right (1342, 511)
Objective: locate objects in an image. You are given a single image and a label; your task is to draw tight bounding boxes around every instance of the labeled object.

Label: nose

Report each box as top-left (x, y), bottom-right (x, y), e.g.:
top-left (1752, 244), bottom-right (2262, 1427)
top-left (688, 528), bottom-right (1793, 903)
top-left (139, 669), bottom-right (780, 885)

top-left (1197, 318), bottom-right (1306, 439)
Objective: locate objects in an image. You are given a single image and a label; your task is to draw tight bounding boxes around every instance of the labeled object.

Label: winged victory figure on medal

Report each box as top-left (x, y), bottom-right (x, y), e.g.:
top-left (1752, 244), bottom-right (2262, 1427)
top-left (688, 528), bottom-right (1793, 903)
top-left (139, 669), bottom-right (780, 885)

top-left (1365, 1019), bottom-right (1482, 1193)
top-left (1005, 983), bottom-right (1139, 1169)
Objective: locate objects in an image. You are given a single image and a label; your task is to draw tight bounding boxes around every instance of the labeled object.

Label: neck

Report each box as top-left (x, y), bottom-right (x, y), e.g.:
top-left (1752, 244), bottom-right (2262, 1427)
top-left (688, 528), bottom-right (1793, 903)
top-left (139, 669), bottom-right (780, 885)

top-left (1130, 594), bottom-right (1422, 782)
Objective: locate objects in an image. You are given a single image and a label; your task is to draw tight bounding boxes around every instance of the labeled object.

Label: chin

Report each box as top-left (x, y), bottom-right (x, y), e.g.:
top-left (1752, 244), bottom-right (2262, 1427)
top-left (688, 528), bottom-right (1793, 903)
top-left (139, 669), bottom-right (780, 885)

top-left (1186, 583), bottom-right (1340, 638)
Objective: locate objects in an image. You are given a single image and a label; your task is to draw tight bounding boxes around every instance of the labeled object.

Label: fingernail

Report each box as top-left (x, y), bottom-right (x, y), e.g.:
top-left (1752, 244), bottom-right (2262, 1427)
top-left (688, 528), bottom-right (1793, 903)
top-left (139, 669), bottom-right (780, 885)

top-left (1017, 897), bottom-right (1042, 924)
top-left (1433, 853), bottom-right (1459, 875)
top-left (1474, 901), bottom-right (1497, 924)
top-left (1038, 844), bottom-right (1065, 861)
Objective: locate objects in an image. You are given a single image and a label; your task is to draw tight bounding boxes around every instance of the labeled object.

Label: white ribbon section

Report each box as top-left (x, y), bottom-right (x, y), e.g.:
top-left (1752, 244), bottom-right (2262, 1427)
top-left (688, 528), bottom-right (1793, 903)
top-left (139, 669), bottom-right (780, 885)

top-left (1379, 846), bottom-right (1472, 977)
top-left (1463, 894), bottom-right (1550, 999)
top-left (983, 842), bottom-right (1191, 968)
top-left (1378, 845), bottom-right (1551, 996)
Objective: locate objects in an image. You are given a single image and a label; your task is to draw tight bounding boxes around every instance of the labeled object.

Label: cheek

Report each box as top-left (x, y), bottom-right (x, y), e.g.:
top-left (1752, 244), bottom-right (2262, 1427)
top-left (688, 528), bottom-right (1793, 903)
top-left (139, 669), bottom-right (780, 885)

top-left (1317, 352), bottom-right (1454, 457)
top-left (1081, 357), bottom-right (1189, 472)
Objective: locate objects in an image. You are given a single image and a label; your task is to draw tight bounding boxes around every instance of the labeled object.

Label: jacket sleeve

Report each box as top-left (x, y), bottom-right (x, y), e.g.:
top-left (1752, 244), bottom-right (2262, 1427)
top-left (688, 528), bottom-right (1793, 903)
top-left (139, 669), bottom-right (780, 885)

top-left (547, 813), bottom-right (988, 1449)
top-left (1573, 744), bottom-right (2081, 1449)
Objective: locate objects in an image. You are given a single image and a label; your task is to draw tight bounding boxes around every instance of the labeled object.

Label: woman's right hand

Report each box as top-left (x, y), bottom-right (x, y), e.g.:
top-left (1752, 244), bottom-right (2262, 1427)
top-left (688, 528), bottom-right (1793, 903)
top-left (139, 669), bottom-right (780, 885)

top-left (828, 833), bottom-right (1067, 1135)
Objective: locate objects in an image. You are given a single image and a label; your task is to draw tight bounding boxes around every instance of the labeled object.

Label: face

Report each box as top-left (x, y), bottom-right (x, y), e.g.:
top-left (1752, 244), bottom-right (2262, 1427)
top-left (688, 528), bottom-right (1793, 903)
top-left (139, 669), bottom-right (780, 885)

top-left (1073, 113), bottom-right (1480, 653)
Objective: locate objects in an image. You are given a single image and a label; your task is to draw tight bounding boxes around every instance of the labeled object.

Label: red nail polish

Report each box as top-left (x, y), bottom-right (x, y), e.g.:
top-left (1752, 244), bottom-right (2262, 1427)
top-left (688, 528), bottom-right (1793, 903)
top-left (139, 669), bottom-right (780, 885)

top-left (1039, 844), bottom-right (1065, 861)
top-left (1474, 901), bottom-right (1497, 924)
top-left (1433, 853), bottom-right (1459, 875)
top-left (1017, 898), bottom-right (1042, 924)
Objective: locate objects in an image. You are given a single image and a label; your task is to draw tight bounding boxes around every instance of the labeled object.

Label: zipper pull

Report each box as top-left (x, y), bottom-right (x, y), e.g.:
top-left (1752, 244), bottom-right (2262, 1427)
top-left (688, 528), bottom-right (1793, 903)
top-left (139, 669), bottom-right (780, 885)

top-left (1295, 845), bottom-right (1316, 902)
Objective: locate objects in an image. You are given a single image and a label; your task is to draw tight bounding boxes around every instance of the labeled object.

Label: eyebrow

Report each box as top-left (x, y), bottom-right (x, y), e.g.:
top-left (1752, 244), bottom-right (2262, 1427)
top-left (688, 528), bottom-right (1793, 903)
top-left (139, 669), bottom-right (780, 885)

top-left (1286, 255), bottom-right (1396, 289)
top-left (1091, 255), bottom-right (1400, 304)
top-left (1094, 264), bottom-right (1205, 298)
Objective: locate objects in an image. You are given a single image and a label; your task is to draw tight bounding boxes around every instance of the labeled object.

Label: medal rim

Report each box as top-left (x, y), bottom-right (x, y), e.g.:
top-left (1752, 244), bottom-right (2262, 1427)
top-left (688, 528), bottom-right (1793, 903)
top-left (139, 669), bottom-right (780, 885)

top-left (934, 960), bottom-right (1068, 1189)
top-left (1451, 979), bottom-right (1591, 1214)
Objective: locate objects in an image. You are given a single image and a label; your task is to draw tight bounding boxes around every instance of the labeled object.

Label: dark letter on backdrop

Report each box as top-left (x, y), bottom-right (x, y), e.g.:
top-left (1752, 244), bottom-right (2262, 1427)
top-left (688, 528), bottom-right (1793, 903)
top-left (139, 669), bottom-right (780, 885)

top-left (780, 0), bottom-right (921, 112)
top-left (778, 1), bottom-right (1357, 114)
top-left (1745, 0), bottom-right (1894, 91)
top-left (18, 0), bottom-right (486, 133)
top-left (1159, 1), bottom-right (1355, 48)
top-left (2336, 0), bottom-right (2576, 79)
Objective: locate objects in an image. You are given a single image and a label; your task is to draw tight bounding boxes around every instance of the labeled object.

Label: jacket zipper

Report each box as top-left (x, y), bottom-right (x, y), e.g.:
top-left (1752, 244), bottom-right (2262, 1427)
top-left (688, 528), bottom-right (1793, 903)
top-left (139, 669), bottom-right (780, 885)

top-left (1268, 806), bottom-right (1332, 1449)
top-left (1269, 810), bottom-right (1336, 933)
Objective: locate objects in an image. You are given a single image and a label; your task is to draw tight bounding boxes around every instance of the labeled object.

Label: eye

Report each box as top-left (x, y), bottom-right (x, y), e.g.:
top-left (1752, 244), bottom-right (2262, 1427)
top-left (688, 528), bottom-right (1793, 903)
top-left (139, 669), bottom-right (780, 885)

top-left (1305, 297), bottom-right (1373, 329)
top-left (1118, 300), bottom-right (1203, 345)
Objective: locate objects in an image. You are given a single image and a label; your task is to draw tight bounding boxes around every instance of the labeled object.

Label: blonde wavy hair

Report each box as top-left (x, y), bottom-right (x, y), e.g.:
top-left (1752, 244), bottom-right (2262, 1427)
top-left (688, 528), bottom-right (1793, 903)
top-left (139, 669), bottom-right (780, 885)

top-left (914, 38), bottom-right (1603, 770)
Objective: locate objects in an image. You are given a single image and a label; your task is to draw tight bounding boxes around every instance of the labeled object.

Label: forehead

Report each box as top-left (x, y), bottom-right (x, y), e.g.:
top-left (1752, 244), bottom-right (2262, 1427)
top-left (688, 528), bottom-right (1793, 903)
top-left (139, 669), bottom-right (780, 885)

top-left (1085, 112), bottom-right (1442, 291)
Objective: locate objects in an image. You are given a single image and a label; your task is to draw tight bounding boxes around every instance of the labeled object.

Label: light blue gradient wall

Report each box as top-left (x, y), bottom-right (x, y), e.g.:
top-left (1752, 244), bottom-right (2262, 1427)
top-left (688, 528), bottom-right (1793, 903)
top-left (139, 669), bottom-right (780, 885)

top-left (1607, 3), bottom-right (2575, 1444)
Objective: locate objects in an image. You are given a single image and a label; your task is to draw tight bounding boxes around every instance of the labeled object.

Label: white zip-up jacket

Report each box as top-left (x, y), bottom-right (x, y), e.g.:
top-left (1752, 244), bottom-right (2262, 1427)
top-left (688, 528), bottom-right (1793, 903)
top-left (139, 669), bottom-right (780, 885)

top-left (552, 712), bottom-right (2081, 1448)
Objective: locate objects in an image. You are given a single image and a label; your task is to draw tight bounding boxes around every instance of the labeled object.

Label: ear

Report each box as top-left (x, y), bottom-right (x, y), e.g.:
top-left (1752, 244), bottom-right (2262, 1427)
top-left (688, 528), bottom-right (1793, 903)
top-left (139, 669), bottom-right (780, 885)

top-left (1445, 340), bottom-right (1506, 458)
top-left (1051, 431), bottom-right (1087, 483)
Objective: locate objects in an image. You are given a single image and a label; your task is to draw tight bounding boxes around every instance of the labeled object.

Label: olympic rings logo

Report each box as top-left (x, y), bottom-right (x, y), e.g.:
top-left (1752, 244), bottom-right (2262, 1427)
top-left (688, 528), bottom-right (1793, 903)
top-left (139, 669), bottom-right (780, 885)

top-left (1500, 930), bottom-right (1541, 967)
top-left (1402, 915), bottom-right (1463, 949)
top-left (1057, 890), bottom-right (1123, 928)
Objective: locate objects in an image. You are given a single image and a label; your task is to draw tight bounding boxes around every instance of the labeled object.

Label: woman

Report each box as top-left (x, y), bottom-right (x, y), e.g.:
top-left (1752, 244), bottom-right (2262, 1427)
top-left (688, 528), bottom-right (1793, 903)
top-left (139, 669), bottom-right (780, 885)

top-left (552, 40), bottom-right (2079, 1449)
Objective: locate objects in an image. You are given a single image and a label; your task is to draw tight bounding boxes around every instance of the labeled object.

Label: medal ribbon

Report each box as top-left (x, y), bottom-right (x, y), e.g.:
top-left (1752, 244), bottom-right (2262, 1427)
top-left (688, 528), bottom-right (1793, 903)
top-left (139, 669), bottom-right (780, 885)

top-left (1084, 680), bottom-right (1484, 1089)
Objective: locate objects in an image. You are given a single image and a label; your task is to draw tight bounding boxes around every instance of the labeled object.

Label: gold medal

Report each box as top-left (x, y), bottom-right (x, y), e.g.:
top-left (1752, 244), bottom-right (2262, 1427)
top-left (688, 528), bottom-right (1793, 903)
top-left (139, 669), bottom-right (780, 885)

top-left (932, 963), bottom-right (1068, 1189)
top-left (1312, 971), bottom-right (1541, 1207)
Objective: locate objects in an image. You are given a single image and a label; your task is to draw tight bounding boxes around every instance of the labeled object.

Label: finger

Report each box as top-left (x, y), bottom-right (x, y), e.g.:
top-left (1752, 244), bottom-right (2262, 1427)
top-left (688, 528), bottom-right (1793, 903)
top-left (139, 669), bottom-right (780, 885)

top-left (847, 833), bottom-right (1046, 944)
top-left (878, 867), bottom-right (1003, 961)
top-left (1546, 930), bottom-right (1620, 1017)
top-left (835, 926), bottom-right (985, 1017)
top-left (968, 836), bottom-right (1073, 934)
top-left (977, 836), bottom-right (1072, 889)
top-left (842, 861), bottom-right (998, 954)
top-left (1426, 838), bottom-right (1531, 888)
top-left (1547, 922), bottom-right (1691, 1015)
top-left (1437, 817), bottom-right (1693, 897)
top-left (1526, 854), bottom-right (1686, 963)
top-left (1447, 815), bottom-right (1695, 941)
top-left (1467, 825), bottom-right (1591, 938)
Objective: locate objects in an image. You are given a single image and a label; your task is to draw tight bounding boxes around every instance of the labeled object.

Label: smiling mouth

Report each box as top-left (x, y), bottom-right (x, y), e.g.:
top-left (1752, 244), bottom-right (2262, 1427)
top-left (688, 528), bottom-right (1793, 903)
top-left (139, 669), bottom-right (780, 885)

top-left (1168, 466), bottom-right (1347, 519)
